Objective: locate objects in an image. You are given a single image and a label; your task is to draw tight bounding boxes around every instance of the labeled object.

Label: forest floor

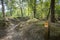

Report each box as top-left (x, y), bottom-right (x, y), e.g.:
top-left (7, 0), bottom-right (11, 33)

top-left (0, 17), bottom-right (60, 40)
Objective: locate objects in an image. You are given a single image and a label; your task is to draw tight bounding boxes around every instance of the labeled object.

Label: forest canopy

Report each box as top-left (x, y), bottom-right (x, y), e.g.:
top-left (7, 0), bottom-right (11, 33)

top-left (0, 0), bottom-right (60, 21)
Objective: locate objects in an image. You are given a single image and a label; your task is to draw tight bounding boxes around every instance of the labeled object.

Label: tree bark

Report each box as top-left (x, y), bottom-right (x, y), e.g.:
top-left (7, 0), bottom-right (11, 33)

top-left (21, 8), bottom-right (23, 17)
top-left (10, 7), bottom-right (12, 16)
top-left (33, 0), bottom-right (36, 18)
top-left (50, 0), bottom-right (55, 23)
top-left (19, 0), bottom-right (23, 17)
top-left (1, 0), bottom-right (6, 19)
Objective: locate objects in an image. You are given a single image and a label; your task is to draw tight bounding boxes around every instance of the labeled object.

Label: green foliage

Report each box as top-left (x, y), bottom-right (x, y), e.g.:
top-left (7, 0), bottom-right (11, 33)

top-left (0, 0), bottom-right (60, 19)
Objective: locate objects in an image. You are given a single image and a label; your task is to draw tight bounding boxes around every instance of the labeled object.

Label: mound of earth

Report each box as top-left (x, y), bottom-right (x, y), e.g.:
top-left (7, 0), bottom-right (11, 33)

top-left (0, 18), bottom-right (60, 40)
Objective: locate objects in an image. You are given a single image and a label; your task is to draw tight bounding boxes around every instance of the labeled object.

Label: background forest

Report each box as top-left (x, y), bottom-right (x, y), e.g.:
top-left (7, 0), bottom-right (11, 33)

top-left (0, 0), bottom-right (60, 40)
top-left (0, 0), bottom-right (60, 20)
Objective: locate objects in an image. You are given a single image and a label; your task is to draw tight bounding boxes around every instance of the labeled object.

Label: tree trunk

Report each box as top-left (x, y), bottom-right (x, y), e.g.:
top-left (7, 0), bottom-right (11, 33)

top-left (33, 0), bottom-right (36, 18)
top-left (21, 7), bottom-right (23, 17)
top-left (28, 0), bottom-right (29, 16)
top-left (50, 0), bottom-right (55, 23)
top-left (1, 0), bottom-right (6, 19)
top-left (1, 0), bottom-right (6, 28)
top-left (10, 7), bottom-right (12, 16)
top-left (19, 0), bottom-right (23, 17)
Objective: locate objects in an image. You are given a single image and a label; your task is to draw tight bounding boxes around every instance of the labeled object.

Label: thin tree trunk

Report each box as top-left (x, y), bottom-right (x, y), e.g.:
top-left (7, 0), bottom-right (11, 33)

top-left (50, 0), bottom-right (55, 23)
top-left (21, 7), bottom-right (23, 17)
top-left (28, 7), bottom-right (29, 16)
top-left (19, 0), bottom-right (23, 17)
top-left (33, 0), bottom-right (36, 18)
top-left (10, 7), bottom-right (12, 16)
top-left (1, 0), bottom-right (6, 27)
top-left (28, 1), bottom-right (29, 16)
top-left (1, 0), bottom-right (6, 19)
